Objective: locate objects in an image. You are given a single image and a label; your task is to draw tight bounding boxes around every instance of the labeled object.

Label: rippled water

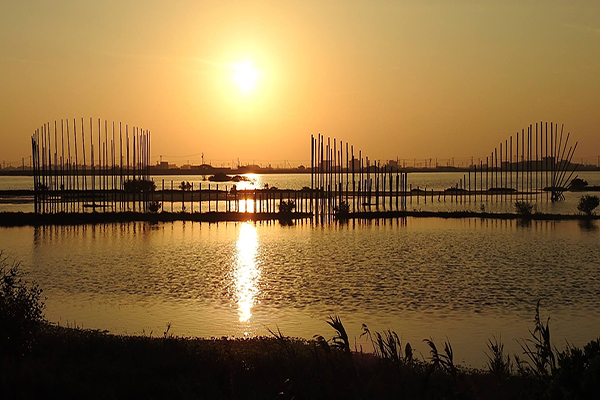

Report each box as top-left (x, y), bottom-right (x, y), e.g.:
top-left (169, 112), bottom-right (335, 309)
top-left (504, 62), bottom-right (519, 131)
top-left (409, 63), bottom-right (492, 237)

top-left (1, 218), bottom-right (599, 366)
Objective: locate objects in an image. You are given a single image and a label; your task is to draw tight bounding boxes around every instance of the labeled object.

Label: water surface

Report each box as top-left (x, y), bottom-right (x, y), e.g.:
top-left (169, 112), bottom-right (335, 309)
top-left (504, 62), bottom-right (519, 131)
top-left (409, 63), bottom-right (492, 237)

top-left (1, 217), bottom-right (599, 366)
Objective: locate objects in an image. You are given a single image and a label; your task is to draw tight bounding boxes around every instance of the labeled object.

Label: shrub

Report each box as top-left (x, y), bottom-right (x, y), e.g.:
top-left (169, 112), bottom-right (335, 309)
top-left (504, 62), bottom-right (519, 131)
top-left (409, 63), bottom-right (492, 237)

top-left (515, 201), bottom-right (534, 216)
top-left (0, 252), bottom-right (45, 355)
top-left (333, 201), bottom-right (350, 220)
top-left (278, 200), bottom-right (296, 224)
top-left (123, 179), bottom-right (156, 193)
top-left (148, 201), bottom-right (162, 213)
top-left (179, 181), bottom-right (192, 191)
top-left (278, 200), bottom-right (296, 215)
top-left (577, 195), bottom-right (599, 216)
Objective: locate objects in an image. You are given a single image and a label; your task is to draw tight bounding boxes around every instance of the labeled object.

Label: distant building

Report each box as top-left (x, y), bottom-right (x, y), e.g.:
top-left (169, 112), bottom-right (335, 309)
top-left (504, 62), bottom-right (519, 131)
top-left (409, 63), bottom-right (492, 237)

top-left (386, 160), bottom-right (399, 169)
top-left (191, 164), bottom-right (212, 170)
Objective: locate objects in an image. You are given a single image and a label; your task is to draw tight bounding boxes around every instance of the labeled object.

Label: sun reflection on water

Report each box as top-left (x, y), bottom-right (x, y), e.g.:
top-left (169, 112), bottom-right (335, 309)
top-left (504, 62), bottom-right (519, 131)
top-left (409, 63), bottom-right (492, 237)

top-left (234, 222), bottom-right (260, 322)
top-left (234, 173), bottom-right (261, 191)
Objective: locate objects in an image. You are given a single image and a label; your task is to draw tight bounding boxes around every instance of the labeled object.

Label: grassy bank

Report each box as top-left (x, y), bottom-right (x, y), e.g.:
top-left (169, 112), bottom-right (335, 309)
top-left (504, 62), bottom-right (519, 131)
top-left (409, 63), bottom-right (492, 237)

top-left (2, 316), bottom-right (599, 399)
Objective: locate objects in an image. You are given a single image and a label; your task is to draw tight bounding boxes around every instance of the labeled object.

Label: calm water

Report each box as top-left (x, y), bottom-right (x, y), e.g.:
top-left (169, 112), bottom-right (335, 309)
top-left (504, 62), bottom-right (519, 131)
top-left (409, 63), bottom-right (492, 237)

top-left (1, 217), bottom-right (599, 367)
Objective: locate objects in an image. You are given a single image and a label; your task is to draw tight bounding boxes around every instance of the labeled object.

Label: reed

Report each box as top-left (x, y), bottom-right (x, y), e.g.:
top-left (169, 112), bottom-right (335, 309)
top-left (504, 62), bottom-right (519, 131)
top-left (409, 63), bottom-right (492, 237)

top-left (486, 335), bottom-right (512, 378)
top-left (326, 315), bottom-right (351, 354)
top-left (515, 300), bottom-right (556, 378)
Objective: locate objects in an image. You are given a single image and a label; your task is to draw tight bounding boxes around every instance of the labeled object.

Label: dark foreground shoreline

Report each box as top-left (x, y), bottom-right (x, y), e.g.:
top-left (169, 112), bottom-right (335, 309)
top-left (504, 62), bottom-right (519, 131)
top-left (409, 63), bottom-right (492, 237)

top-left (2, 320), bottom-right (599, 399)
top-left (0, 210), bottom-right (598, 227)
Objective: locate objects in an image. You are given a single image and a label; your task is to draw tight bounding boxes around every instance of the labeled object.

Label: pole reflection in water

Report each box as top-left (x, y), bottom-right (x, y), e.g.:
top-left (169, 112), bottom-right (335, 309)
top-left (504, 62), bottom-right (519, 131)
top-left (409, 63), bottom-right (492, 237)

top-left (234, 222), bottom-right (260, 322)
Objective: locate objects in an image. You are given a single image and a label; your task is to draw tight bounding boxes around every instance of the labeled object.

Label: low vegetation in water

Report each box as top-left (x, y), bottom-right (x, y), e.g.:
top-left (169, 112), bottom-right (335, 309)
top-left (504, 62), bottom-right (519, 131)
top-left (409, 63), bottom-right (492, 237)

top-left (147, 201), bottom-right (162, 213)
top-left (577, 195), bottom-right (600, 216)
top-left (514, 200), bottom-right (534, 216)
top-left (123, 178), bottom-right (156, 193)
top-left (278, 200), bottom-right (296, 222)
top-left (333, 201), bottom-right (350, 221)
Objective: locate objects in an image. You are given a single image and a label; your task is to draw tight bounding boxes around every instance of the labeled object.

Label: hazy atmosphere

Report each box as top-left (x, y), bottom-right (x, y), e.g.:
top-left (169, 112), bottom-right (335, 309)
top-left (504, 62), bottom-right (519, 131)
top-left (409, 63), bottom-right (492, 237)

top-left (3, 2), bottom-right (600, 398)
top-left (1, 0), bottom-right (599, 166)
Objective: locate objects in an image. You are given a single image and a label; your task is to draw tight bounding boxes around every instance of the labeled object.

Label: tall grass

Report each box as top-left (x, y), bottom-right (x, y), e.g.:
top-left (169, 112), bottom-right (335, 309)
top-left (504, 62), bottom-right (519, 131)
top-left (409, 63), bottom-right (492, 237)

top-left (515, 300), bottom-right (556, 378)
top-left (486, 335), bottom-right (512, 378)
top-left (325, 315), bottom-right (351, 354)
top-left (2, 306), bottom-right (600, 398)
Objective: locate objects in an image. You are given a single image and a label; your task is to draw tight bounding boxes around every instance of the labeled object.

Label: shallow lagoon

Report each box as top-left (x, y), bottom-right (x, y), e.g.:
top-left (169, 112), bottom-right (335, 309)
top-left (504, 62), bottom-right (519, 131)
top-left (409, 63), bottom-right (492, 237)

top-left (1, 217), bottom-right (599, 367)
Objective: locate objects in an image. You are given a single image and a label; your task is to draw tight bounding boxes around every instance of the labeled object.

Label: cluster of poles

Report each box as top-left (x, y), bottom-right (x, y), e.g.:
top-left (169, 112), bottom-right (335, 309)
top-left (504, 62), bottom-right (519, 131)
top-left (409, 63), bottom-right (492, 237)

top-left (29, 118), bottom-right (312, 215)
top-left (310, 134), bottom-right (409, 219)
top-left (31, 118), bottom-right (151, 213)
top-left (447, 121), bottom-right (578, 203)
top-left (30, 119), bottom-right (578, 218)
top-left (309, 122), bottom-right (578, 218)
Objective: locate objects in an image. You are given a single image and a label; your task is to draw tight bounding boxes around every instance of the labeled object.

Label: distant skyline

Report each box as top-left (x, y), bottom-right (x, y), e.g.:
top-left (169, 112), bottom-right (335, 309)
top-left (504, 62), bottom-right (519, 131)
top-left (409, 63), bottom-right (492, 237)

top-left (1, 1), bottom-right (599, 166)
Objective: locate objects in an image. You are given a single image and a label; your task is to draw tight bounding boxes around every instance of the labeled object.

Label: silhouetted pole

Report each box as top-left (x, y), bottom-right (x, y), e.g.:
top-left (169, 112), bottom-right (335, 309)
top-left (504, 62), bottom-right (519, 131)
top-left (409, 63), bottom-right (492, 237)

top-left (351, 145), bottom-right (355, 212)
top-left (510, 136), bottom-right (512, 192)
top-left (346, 142), bottom-right (349, 205)
top-left (310, 134), bottom-right (314, 215)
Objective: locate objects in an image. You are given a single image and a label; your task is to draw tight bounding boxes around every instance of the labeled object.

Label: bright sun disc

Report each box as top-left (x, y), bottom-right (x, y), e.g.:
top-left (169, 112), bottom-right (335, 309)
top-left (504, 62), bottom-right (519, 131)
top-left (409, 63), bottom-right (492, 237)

top-left (233, 61), bottom-right (259, 92)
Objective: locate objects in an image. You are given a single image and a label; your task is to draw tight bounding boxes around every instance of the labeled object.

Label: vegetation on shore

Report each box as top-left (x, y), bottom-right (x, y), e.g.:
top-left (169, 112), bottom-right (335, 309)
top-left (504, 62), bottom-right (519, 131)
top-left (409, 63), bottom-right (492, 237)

top-left (2, 257), bottom-right (600, 399)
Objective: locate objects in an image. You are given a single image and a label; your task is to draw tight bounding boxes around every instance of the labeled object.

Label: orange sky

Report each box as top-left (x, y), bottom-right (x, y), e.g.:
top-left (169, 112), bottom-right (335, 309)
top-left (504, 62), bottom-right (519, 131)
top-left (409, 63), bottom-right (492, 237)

top-left (1, 1), bottom-right (599, 167)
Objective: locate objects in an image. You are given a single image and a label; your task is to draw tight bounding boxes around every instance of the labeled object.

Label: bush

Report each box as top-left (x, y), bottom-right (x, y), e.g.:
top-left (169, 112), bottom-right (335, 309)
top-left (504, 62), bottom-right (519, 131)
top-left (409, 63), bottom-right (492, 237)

top-left (123, 179), bottom-right (156, 193)
top-left (515, 201), bottom-right (534, 216)
top-left (278, 200), bottom-right (296, 215)
top-left (333, 201), bottom-right (350, 220)
top-left (148, 201), bottom-right (162, 213)
top-left (0, 252), bottom-right (45, 355)
top-left (577, 195), bottom-right (600, 216)
top-left (179, 181), bottom-right (192, 191)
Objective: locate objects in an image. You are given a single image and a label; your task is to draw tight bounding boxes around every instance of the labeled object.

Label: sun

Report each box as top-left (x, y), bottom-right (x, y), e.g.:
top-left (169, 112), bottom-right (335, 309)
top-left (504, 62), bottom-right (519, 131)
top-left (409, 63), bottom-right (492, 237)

top-left (233, 61), bottom-right (259, 93)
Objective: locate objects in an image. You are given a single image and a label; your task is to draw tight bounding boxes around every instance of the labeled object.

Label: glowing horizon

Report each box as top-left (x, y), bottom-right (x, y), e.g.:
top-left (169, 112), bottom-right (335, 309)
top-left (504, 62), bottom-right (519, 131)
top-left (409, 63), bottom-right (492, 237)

top-left (1, 1), bottom-right (599, 166)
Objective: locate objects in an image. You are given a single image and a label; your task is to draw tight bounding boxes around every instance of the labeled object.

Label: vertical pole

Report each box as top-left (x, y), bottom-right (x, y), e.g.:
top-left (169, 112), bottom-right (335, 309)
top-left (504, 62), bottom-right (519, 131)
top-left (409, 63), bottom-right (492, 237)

top-left (82, 119), bottom-right (87, 193)
top-left (545, 122), bottom-right (548, 199)
top-left (535, 123), bottom-right (538, 197)
top-left (486, 156), bottom-right (488, 202)
top-left (516, 131), bottom-right (519, 198)
top-left (510, 136), bottom-right (512, 192)
top-left (480, 160), bottom-right (483, 202)
top-left (74, 120), bottom-right (79, 211)
top-left (91, 118), bottom-right (95, 194)
top-left (311, 134), bottom-right (314, 215)
top-left (346, 142), bottom-right (349, 205)
top-left (351, 146), bottom-right (355, 213)
top-left (67, 120), bottom-right (72, 211)
top-left (550, 122), bottom-right (555, 189)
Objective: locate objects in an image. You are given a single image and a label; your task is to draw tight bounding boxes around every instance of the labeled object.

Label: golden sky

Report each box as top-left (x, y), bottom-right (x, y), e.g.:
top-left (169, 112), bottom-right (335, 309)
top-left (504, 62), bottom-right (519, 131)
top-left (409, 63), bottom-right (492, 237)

top-left (1, 0), bottom-right (599, 167)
